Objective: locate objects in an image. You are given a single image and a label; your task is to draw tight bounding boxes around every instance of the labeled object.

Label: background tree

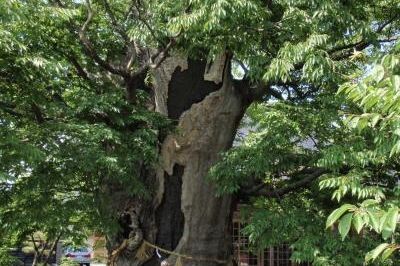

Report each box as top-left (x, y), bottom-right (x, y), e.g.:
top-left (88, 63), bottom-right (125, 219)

top-left (319, 43), bottom-right (400, 263)
top-left (0, 0), bottom-right (399, 266)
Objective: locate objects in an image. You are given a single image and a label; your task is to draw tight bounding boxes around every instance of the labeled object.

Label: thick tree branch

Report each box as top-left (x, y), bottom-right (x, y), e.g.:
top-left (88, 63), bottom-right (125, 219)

top-left (124, 42), bottom-right (138, 71)
top-left (149, 38), bottom-right (176, 69)
top-left (257, 33), bottom-right (398, 100)
top-left (234, 78), bottom-right (284, 103)
top-left (234, 78), bottom-right (263, 103)
top-left (132, 1), bottom-right (165, 46)
top-left (31, 102), bottom-right (45, 124)
top-left (1, 101), bottom-right (53, 124)
top-left (242, 168), bottom-right (326, 198)
top-left (266, 86), bottom-right (284, 100)
top-left (30, 234), bottom-right (40, 255)
top-left (78, 0), bottom-right (125, 76)
top-left (102, 0), bottom-right (129, 41)
top-left (52, 0), bottom-right (178, 104)
top-left (0, 101), bottom-right (22, 118)
top-left (123, 3), bottom-right (134, 22)
top-left (377, 14), bottom-right (399, 33)
top-left (44, 233), bottom-right (62, 265)
top-left (329, 14), bottom-right (399, 60)
top-left (53, 0), bottom-right (128, 76)
top-left (233, 58), bottom-right (249, 76)
top-left (331, 37), bottom-right (398, 60)
top-left (127, 32), bottom-right (179, 79)
top-left (65, 54), bottom-right (91, 80)
top-left (325, 14), bottom-right (399, 59)
top-left (101, 0), bottom-right (144, 74)
top-left (37, 238), bottom-right (48, 265)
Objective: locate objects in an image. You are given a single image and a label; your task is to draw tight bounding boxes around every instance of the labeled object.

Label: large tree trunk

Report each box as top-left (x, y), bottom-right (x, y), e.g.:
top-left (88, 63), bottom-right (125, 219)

top-left (107, 53), bottom-right (246, 266)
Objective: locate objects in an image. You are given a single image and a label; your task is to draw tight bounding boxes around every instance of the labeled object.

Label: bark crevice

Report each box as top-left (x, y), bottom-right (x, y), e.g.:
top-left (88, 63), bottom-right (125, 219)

top-left (167, 59), bottom-right (221, 120)
top-left (155, 164), bottom-right (185, 252)
top-left (110, 54), bottom-right (247, 266)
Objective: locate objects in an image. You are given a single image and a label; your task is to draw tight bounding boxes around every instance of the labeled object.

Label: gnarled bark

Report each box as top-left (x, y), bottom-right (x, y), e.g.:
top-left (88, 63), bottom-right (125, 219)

top-left (108, 53), bottom-right (247, 266)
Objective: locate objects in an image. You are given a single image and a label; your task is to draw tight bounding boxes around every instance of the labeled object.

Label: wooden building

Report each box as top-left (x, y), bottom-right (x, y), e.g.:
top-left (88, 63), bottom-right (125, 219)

top-left (232, 206), bottom-right (310, 266)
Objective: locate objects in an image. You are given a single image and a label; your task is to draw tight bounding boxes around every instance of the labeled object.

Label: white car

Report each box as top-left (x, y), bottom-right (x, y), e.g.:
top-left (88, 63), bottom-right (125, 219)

top-left (64, 246), bottom-right (91, 266)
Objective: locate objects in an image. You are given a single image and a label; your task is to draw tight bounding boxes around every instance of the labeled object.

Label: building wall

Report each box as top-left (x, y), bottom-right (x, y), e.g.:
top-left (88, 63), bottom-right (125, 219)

top-left (232, 206), bottom-right (310, 266)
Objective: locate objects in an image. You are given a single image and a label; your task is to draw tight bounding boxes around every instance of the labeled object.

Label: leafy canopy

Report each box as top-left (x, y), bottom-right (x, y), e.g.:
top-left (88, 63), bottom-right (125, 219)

top-left (0, 0), bottom-right (399, 265)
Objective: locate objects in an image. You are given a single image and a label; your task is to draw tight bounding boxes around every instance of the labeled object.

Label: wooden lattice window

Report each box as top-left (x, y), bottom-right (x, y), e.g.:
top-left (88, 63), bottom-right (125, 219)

top-left (233, 219), bottom-right (258, 266)
top-left (232, 206), bottom-right (310, 266)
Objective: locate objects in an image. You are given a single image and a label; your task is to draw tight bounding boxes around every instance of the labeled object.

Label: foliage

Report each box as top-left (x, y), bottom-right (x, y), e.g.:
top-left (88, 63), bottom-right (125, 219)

top-left (1, 0), bottom-right (400, 265)
top-left (210, 95), bottom-right (342, 195)
top-left (60, 257), bottom-right (78, 266)
top-left (239, 192), bottom-right (385, 265)
top-left (0, 0), bottom-right (171, 263)
top-left (0, 249), bottom-right (19, 266)
top-left (319, 44), bottom-right (400, 263)
top-left (210, 91), bottom-right (391, 264)
top-left (208, 1), bottom-right (400, 265)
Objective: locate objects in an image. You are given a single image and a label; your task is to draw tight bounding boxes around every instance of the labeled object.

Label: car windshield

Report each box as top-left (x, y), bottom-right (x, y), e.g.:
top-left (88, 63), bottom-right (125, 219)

top-left (66, 247), bottom-right (89, 252)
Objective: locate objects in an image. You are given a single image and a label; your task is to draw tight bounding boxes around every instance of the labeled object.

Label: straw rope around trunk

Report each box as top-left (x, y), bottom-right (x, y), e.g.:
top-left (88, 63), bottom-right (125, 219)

top-left (109, 239), bottom-right (227, 266)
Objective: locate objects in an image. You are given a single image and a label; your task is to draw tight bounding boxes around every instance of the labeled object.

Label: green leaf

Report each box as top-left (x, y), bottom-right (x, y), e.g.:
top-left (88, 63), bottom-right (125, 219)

top-left (353, 213), bottom-right (364, 234)
top-left (370, 114), bottom-right (380, 127)
top-left (381, 246), bottom-right (397, 260)
top-left (338, 213), bottom-right (353, 240)
top-left (365, 243), bottom-right (389, 262)
top-left (361, 199), bottom-right (379, 207)
top-left (367, 210), bottom-right (381, 233)
top-left (382, 229), bottom-right (392, 241)
top-left (372, 65), bottom-right (385, 83)
top-left (392, 75), bottom-right (400, 91)
top-left (379, 212), bottom-right (389, 232)
top-left (385, 207), bottom-right (399, 232)
top-left (326, 204), bottom-right (355, 228)
top-left (381, 207), bottom-right (399, 240)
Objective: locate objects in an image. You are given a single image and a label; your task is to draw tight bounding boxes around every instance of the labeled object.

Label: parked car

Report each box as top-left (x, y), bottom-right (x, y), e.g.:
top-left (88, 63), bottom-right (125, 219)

top-left (64, 246), bottom-right (91, 266)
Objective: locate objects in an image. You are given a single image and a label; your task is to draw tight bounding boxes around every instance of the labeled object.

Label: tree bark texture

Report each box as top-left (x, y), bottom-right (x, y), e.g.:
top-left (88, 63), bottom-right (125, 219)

top-left (108, 53), bottom-right (247, 266)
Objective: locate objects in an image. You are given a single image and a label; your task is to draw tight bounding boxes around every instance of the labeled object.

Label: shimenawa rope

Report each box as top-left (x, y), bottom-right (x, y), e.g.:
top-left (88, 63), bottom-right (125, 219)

top-left (110, 239), bottom-right (227, 265)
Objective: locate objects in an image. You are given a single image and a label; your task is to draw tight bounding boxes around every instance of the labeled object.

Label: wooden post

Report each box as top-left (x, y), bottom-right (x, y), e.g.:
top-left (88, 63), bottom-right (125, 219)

top-left (56, 240), bottom-right (63, 265)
